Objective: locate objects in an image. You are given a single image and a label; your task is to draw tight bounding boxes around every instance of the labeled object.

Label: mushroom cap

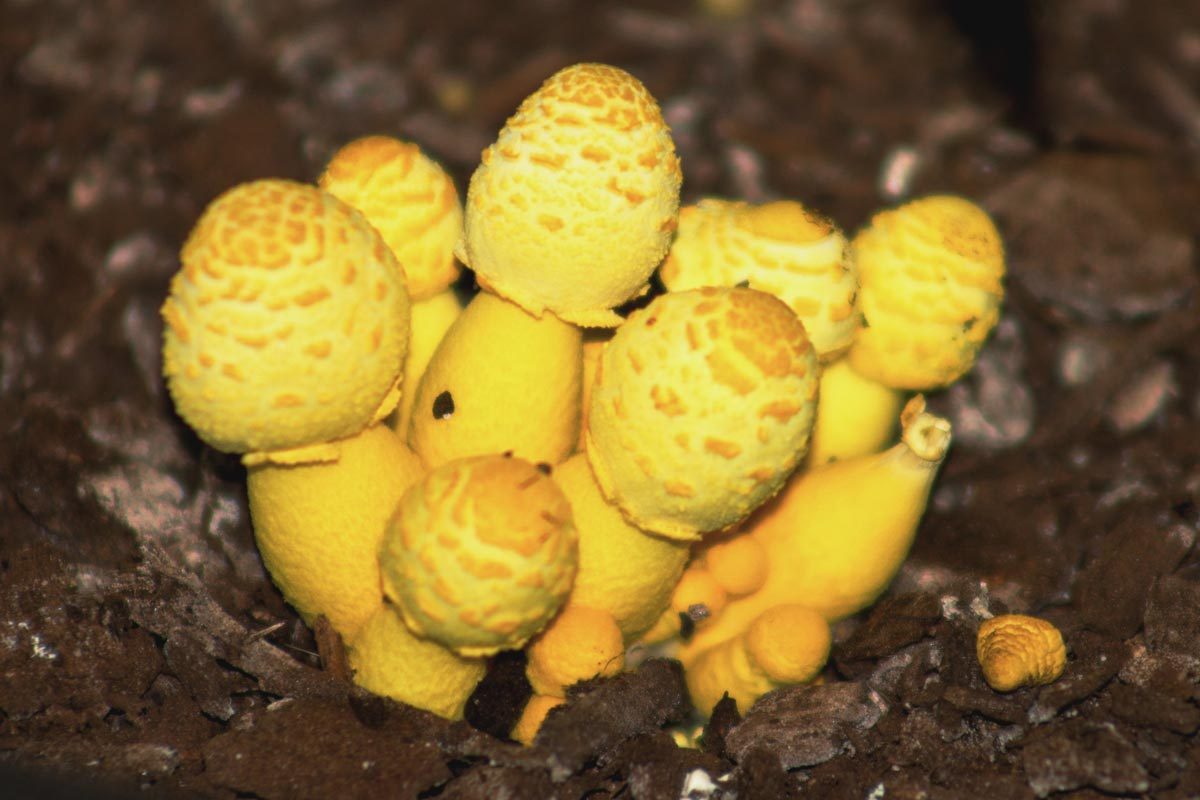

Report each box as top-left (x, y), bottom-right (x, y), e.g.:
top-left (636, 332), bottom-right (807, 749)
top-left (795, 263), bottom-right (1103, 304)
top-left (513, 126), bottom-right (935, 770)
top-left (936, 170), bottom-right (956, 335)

top-left (586, 287), bottom-right (819, 539)
top-left (459, 62), bottom-right (682, 327)
top-left (319, 135), bottom-right (463, 300)
top-left (660, 198), bottom-right (860, 361)
top-left (161, 179), bottom-right (410, 458)
top-left (380, 454), bottom-right (578, 657)
top-left (848, 194), bottom-right (1006, 390)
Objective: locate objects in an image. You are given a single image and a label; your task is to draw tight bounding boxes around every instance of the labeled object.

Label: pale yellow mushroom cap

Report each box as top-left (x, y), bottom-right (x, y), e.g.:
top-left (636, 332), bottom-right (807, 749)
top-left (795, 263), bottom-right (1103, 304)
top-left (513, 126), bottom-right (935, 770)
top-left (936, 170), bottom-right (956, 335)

top-left (379, 454), bottom-right (578, 657)
top-left (585, 287), bottom-right (819, 539)
top-left (459, 63), bottom-right (682, 327)
top-left (319, 135), bottom-right (463, 300)
top-left (660, 198), bottom-right (860, 360)
top-left (848, 195), bottom-right (1005, 390)
top-left (161, 179), bottom-right (410, 461)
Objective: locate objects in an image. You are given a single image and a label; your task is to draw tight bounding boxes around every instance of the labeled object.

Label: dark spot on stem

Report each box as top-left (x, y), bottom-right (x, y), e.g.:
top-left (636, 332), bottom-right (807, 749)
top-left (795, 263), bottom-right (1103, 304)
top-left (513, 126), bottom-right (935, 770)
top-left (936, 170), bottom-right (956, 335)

top-left (432, 390), bottom-right (455, 419)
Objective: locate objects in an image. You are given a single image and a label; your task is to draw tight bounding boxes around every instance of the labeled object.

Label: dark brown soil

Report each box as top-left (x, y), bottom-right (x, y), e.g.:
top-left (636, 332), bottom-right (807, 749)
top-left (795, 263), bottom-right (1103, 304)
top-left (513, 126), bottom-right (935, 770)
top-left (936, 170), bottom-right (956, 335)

top-left (4, 1), bottom-right (1200, 797)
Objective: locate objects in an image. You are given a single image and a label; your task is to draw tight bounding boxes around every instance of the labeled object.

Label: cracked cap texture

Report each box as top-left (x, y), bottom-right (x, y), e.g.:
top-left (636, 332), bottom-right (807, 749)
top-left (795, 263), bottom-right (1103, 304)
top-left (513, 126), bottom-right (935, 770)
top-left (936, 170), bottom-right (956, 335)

top-left (319, 135), bottom-right (463, 300)
top-left (660, 198), bottom-right (860, 361)
top-left (586, 287), bottom-right (818, 539)
top-left (849, 195), bottom-right (1005, 389)
top-left (459, 63), bottom-right (682, 327)
top-left (161, 179), bottom-right (410, 458)
top-left (379, 454), bottom-right (578, 656)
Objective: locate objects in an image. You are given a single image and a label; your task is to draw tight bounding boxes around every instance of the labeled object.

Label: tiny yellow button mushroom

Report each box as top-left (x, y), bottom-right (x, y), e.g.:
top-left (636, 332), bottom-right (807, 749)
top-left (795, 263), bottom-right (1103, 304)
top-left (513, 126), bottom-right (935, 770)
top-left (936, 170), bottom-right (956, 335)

top-left (161, 179), bottom-right (410, 465)
top-left (379, 454), bottom-right (578, 656)
top-left (409, 291), bottom-right (582, 468)
top-left (701, 534), bottom-right (769, 598)
top-left (246, 424), bottom-right (424, 641)
top-left (680, 397), bottom-right (952, 663)
top-left (525, 605), bottom-right (625, 697)
top-left (318, 135), bottom-right (466, 438)
top-left (511, 693), bottom-right (565, 746)
top-left (976, 614), bottom-right (1066, 692)
top-left (554, 453), bottom-right (690, 641)
top-left (459, 63), bottom-right (682, 327)
top-left (811, 195), bottom-right (1004, 464)
top-left (348, 603), bottom-right (486, 720)
top-left (586, 286), bottom-right (819, 539)
top-left (686, 604), bottom-right (830, 715)
top-left (659, 198), bottom-right (860, 361)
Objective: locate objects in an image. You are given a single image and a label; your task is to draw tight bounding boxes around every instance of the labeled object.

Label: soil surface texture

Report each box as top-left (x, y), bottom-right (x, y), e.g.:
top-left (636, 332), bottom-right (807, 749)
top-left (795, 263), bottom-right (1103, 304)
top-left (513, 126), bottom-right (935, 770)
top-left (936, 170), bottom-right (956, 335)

top-left (4, 1), bottom-right (1200, 798)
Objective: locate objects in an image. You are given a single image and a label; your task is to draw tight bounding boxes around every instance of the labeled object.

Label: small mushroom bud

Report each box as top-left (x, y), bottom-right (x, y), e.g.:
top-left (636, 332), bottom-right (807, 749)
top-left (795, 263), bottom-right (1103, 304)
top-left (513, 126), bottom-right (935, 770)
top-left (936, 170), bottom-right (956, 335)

top-left (976, 614), bottom-right (1066, 692)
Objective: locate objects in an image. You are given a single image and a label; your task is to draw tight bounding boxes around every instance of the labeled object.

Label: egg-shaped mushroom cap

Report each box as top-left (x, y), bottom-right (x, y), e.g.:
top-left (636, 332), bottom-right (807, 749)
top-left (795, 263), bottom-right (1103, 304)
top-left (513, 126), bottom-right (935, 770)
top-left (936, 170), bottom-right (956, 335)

top-left (380, 454), bottom-right (578, 657)
top-left (586, 286), bottom-right (819, 539)
top-left (459, 62), bottom-right (682, 327)
top-left (161, 179), bottom-right (410, 461)
top-left (319, 135), bottom-right (463, 300)
top-left (848, 194), bottom-right (1005, 390)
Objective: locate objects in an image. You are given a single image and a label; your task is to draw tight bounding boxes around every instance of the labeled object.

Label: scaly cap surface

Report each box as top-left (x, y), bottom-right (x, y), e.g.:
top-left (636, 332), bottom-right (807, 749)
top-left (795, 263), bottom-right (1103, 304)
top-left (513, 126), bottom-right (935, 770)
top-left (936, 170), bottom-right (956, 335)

top-left (319, 135), bottom-right (463, 300)
top-left (586, 287), bottom-right (818, 539)
top-left (459, 63), bottom-right (682, 326)
top-left (380, 454), bottom-right (578, 656)
top-left (660, 198), bottom-right (860, 360)
top-left (848, 194), bottom-right (1005, 389)
top-left (161, 179), bottom-right (410, 461)
top-left (976, 613), bottom-right (1066, 692)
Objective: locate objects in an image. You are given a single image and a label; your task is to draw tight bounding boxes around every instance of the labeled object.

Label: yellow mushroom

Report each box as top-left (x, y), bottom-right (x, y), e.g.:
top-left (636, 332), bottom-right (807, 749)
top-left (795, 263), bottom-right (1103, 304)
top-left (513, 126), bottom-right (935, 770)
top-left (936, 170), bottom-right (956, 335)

top-left (347, 603), bottom-right (486, 720)
top-left (408, 291), bottom-right (582, 468)
top-left (317, 135), bottom-right (466, 439)
top-left (680, 397), bottom-right (952, 664)
top-left (685, 604), bottom-right (830, 715)
top-left (318, 135), bottom-right (462, 301)
top-left (586, 286), bottom-right (819, 540)
top-left (511, 694), bottom-right (565, 746)
top-left (525, 604), bottom-right (625, 697)
top-left (976, 614), bottom-right (1066, 692)
top-left (811, 195), bottom-right (1004, 464)
top-left (379, 454), bottom-right (578, 656)
top-left (161, 179), bottom-right (411, 465)
top-left (246, 424), bottom-right (424, 641)
top-left (458, 62), bottom-right (682, 327)
top-left (659, 198), bottom-right (860, 362)
top-left (553, 453), bottom-right (690, 640)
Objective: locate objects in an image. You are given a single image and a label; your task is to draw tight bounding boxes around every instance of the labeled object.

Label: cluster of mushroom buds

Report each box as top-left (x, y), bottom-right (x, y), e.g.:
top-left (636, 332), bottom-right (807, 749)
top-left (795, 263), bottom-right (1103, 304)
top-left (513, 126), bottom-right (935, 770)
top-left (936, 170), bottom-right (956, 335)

top-left (160, 63), bottom-right (1012, 742)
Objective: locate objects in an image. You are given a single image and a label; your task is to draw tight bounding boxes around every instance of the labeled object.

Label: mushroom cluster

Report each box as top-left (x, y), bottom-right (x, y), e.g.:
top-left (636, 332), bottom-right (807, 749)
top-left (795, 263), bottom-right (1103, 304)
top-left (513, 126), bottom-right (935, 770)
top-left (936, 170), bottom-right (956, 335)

top-left (161, 62), bottom-right (1012, 741)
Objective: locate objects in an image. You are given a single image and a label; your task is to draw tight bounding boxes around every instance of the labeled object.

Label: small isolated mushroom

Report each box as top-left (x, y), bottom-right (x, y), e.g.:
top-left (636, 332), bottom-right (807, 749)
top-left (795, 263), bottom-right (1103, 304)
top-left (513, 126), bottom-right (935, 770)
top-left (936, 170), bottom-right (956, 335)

top-left (976, 614), bottom-right (1066, 692)
top-left (458, 62), bottom-right (682, 327)
top-left (808, 194), bottom-right (1005, 464)
top-left (586, 286), bottom-right (819, 539)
